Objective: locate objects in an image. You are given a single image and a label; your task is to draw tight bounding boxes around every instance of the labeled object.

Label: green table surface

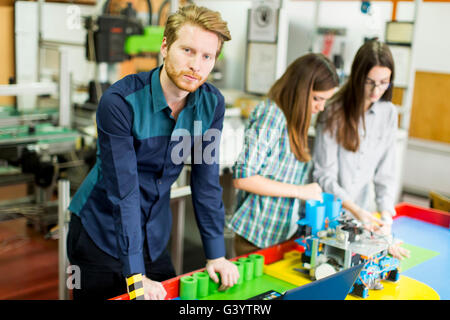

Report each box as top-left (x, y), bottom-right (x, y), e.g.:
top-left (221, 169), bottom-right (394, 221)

top-left (199, 274), bottom-right (296, 300)
top-left (399, 243), bottom-right (440, 272)
top-left (0, 123), bottom-right (79, 144)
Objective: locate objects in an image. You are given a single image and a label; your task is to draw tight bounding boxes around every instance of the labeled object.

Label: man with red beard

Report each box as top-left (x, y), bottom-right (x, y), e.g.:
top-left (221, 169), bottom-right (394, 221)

top-left (67, 5), bottom-right (239, 300)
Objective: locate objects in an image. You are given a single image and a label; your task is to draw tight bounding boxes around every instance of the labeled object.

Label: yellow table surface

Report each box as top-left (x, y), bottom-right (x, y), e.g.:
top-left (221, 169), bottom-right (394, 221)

top-left (264, 251), bottom-right (440, 300)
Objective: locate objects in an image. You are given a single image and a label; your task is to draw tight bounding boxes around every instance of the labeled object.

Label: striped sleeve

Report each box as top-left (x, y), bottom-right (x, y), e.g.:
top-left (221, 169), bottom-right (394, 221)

top-left (233, 101), bottom-right (282, 179)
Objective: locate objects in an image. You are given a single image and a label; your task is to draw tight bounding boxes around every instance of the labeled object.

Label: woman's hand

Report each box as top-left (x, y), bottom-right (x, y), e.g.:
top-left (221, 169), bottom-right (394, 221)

top-left (388, 241), bottom-right (410, 260)
top-left (355, 208), bottom-right (384, 232)
top-left (296, 183), bottom-right (323, 201)
top-left (377, 210), bottom-right (394, 235)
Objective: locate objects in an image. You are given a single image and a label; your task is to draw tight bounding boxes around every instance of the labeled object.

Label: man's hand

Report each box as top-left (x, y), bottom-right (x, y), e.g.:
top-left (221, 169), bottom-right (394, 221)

top-left (141, 275), bottom-right (167, 300)
top-left (205, 257), bottom-right (239, 291)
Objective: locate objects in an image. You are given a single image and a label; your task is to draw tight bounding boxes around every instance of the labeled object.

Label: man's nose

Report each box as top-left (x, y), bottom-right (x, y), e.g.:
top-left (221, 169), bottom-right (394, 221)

top-left (188, 55), bottom-right (201, 73)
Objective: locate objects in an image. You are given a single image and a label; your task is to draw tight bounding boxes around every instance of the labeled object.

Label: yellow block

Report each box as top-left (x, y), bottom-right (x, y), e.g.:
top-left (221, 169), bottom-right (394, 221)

top-left (126, 273), bottom-right (143, 287)
top-left (264, 250), bottom-right (440, 300)
top-left (429, 191), bottom-right (450, 212)
top-left (129, 287), bottom-right (145, 300)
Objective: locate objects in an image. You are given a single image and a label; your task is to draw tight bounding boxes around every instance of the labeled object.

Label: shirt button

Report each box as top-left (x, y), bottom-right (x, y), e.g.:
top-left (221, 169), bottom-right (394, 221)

top-left (158, 180), bottom-right (162, 185)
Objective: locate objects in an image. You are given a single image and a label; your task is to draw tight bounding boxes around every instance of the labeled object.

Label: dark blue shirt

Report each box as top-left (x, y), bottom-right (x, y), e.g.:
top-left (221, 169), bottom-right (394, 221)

top-left (69, 66), bottom-right (226, 277)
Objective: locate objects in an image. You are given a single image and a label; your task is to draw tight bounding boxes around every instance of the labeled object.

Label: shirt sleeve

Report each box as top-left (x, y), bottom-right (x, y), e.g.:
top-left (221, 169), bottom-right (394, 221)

top-left (189, 93), bottom-right (226, 260)
top-left (232, 102), bottom-right (277, 179)
top-left (96, 91), bottom-right (145, 277)
top-left (373, 106), bottom-right (398, 216)
top-left (313, 120), bottom-right (352, 202)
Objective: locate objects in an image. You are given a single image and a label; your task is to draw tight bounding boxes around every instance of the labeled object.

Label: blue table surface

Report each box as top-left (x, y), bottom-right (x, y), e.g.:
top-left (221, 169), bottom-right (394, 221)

top-left (393, 216), bottom-right (450, 300)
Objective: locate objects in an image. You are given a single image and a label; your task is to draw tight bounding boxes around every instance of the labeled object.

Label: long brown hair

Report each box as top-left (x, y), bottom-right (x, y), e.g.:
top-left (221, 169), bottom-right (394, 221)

top-left (268, 53), bottom-right (338, 162)
top-left (322, 40), bottom-right (395, 152)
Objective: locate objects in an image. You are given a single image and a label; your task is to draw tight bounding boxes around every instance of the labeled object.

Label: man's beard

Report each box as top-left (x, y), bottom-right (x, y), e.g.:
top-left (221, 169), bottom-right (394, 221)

top-left (165, 58), bottom-right (206, 93)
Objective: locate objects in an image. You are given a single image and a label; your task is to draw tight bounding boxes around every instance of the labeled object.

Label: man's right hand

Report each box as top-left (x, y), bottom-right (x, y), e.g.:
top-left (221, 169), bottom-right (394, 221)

top-left (142, 275), bottom-right (167, 300)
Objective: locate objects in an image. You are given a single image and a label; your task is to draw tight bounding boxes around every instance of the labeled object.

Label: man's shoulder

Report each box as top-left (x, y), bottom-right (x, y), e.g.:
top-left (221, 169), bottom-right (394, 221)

top-left (106, 70), bottom-right (153, 98)
top-left (199, 82), bottom-right (224, 100)
top-left (197, 82), bottom-right (225, 111)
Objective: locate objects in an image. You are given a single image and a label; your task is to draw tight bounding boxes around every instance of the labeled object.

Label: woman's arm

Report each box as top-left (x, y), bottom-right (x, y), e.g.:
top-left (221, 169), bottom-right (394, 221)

top-left (314, 118), bottom-right (383, 229)
top-left (342, 199), bottom-right (383, 230)
top-left (233, 175), bottom-right (322, 201)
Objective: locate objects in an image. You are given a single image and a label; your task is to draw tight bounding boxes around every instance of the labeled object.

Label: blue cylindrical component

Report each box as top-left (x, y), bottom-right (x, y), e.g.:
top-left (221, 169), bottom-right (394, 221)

top-left (322, 193), bottom-right (342, 228)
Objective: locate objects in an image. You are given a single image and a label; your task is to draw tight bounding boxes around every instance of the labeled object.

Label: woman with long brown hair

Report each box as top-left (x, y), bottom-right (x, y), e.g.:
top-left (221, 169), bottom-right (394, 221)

top-left (313, 40), bottom-right (409, 259)
top-left (228, 53), bottom-right (339, 256)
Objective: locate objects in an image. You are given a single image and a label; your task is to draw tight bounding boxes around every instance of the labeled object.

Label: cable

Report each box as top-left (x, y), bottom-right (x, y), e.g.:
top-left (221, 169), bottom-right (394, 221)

top-left (146, 0), bottom-right (153, 25)
top-left (102, 0), bottom-right (111, 14)
top-left (158, 0), bottom-right (170, 25)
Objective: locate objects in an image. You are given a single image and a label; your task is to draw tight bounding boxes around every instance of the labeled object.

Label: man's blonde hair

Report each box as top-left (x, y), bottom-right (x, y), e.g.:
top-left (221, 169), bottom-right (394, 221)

top-left (164, 4), bottom-right (231, 56)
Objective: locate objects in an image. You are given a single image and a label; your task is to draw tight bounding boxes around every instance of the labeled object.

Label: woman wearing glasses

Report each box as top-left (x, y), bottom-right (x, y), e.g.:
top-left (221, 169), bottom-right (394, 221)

top-left (313, 40), bottom-right (409, 259)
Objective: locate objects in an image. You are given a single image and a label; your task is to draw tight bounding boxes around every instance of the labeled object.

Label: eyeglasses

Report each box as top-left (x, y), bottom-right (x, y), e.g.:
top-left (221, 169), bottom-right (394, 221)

top-left (365, 79), bottom-right (391, 91)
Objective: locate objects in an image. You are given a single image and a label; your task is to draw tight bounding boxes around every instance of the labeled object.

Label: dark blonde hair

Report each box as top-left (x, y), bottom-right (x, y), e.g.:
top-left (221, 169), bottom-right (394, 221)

top-left (164, 4), bottom-right (231, 56)
top-left (322, 40), bottom-right (395, 152)
top-left (268, 53), bottom-right (338, 162)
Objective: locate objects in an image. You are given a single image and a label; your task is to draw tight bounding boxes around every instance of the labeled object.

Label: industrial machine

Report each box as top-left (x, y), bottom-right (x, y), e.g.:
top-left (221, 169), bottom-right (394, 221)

top-left (75, 0), bottom-right (167, 130)
top-left (0, 2), bottom-right (84, 231)
top-left (295, 193), bottom-right (400, 298)
top-left (0, 55), bottom-right (81, 231)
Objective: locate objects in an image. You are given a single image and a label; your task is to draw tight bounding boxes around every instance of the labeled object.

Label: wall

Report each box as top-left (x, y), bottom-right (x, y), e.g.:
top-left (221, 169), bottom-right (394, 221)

top-left (409, 71), bottom-right (450, 144)
top-left (401, 1), bottom-right (450, 196)
top-left (196, 0), bottom-right (252, 91)
top-left (402, 139), bottom-right (450, 196)
top-left (0, 0), bottom-right (15, 105)
top-left (413, 2), bottom-right (450, 74)
top-left (24, 0), bottom-right (418, 93)
top-left (197, 0), bottom-right (415, 90)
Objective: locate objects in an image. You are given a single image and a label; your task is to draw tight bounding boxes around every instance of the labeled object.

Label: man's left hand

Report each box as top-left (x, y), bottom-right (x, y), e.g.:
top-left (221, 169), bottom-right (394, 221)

top-left (205, 257), bottom-right (239, 291)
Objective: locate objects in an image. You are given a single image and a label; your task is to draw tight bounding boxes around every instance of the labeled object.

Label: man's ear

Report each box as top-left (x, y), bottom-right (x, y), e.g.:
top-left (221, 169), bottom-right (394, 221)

top-left (160, 37), bottom-right (168, 59)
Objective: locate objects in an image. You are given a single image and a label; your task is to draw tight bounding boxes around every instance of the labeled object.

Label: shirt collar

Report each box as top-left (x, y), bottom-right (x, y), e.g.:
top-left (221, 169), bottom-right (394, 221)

top-left (151, 65), bottom-right (198, 113)
top-left (366, 101), bottom-right (380, 115)
top-left (151, 65), bottom-right (169, 113)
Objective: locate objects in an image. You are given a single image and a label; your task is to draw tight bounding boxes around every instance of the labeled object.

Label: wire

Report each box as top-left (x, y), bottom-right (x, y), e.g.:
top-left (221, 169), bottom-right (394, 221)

top-left (158, 0), bottom-right (170, 25)
top-left (146, 0), bottom-right (153, 25)
top-left (102, 0), bottom-right (111, 14)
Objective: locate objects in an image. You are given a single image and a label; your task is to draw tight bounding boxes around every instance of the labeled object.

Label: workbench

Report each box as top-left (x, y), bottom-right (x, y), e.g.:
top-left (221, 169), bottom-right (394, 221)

top-left (111, 203), bottom-right (449, 300)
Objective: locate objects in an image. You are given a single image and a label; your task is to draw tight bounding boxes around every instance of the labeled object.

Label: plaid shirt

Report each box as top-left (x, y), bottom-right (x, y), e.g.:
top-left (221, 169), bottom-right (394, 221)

top-left (228, 99), bottom-right (311, 248)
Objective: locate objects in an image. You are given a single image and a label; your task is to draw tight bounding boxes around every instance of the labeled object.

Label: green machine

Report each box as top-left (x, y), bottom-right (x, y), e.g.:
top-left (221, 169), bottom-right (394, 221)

top-left (125, 26), bottom-right (165, 55)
